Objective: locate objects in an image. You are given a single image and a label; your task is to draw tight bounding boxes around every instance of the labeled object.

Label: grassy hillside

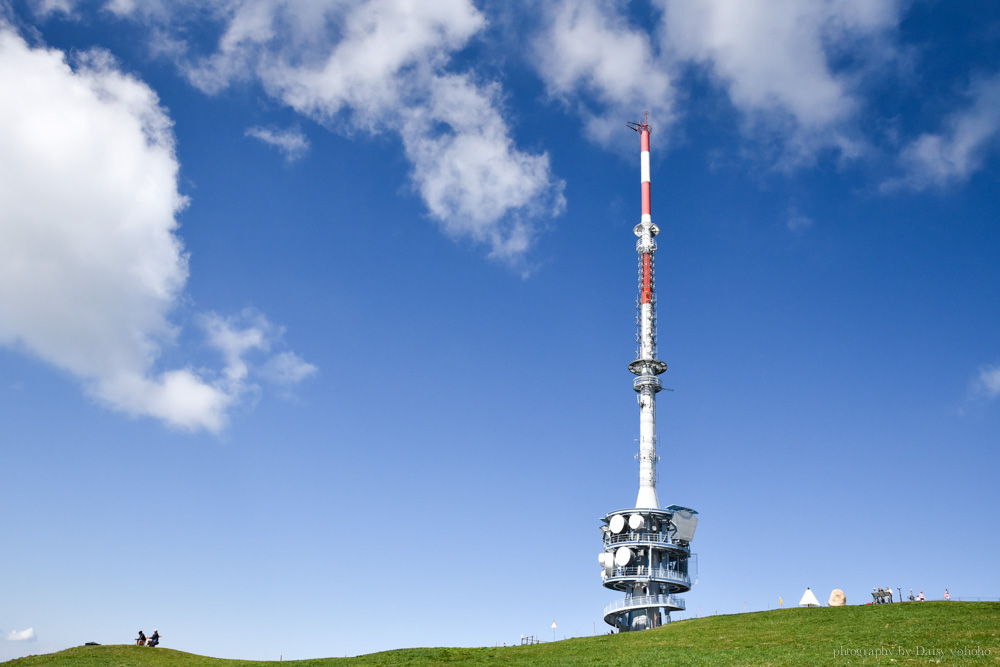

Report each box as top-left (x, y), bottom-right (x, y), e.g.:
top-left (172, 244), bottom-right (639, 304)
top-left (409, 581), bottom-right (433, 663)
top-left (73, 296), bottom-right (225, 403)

top-left (5, 602), bottom-right (999, 666)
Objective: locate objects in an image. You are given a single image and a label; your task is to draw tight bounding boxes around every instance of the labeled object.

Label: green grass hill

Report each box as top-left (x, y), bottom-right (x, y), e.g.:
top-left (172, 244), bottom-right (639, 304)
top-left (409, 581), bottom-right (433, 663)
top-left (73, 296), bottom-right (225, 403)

top-left (4, 602), bottom-right (999, 666)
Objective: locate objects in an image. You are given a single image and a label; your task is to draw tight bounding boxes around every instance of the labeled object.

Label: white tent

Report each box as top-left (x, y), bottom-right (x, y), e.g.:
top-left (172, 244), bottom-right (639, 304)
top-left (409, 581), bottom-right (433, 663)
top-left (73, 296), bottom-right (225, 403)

top-left (799, 587), bottom-right (821, 607)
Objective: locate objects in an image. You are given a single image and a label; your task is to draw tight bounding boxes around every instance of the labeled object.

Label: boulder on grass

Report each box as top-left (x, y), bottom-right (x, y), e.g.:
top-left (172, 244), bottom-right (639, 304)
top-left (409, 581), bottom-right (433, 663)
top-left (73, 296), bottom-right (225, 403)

top-left (828, 589), bottom-right (846, 606)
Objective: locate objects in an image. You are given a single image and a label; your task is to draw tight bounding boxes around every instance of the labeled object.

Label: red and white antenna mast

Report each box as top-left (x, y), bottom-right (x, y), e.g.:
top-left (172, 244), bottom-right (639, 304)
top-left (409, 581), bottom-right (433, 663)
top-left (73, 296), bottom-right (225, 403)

top-left (626, 113), bottom-right (665, 509)
top-left (597, 116), bottom-right (698, 632)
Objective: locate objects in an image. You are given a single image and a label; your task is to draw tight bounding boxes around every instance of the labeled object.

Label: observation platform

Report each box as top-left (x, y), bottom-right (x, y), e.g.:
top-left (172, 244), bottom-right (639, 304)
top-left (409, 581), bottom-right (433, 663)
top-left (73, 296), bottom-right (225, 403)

top-left (604, 593), bottom-right (686, 626)
top-left (604, 566), bottom-right (692, 589)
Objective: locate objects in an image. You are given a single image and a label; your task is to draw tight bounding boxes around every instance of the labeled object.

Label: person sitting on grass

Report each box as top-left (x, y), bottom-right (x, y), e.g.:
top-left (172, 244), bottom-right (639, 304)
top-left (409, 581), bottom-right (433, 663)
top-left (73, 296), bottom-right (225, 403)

top-left (146, 630), bottom-right (160, 647)
top-left (136, 631), bottom-right (146, 646)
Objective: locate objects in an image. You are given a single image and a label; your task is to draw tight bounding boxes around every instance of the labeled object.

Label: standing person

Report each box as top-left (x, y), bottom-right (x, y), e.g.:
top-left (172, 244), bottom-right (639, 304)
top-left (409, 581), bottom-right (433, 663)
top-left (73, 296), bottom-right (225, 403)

top-left (886, 587), bottom-right (893, 603)
top-left (918, 591), bottom-right (925, 601)
top-left (944, 589), bottom-right (950, 600)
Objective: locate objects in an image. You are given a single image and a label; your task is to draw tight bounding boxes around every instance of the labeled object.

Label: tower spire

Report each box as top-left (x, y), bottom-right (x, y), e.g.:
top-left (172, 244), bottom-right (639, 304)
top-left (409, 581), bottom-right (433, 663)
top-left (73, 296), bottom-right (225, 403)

top-left (626, 114), bottom-right (665, 509)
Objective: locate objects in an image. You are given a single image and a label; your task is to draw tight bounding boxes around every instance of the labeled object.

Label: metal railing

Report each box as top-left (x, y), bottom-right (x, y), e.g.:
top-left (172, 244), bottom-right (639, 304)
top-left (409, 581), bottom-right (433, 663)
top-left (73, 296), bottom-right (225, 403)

top-left (605, 566), bottom-right (691, 586)
top-left (605, 531), bottom-right (688, 547)
top-left (633, 375), bottom-right (662, 391)
top-left (604, 594), bottom-right (686, 617)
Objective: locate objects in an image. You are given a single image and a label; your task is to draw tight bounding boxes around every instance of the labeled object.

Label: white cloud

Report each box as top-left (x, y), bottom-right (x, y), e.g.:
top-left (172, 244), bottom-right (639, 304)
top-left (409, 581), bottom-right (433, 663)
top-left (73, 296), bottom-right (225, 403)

top-left (531, 0), bottom-right (899, 162)
top-left (201, 309), bottom-right (314, 389)
top-left (6, 628), bottom-right (36, 642)
top-left (786, 208), bottom-right (814, 232)
top-left (657, 0), bottom-right (899, 162)
top-left (884, 73), bottom-right (1000, 191)
top-left (0, 26), bottom-right (312, 433)
top-left (398, 73), bottom-right (561, 259)
top-left (249, 0), bottom-right (486, 121)
top-left (533, 0), bottom-right (675, 147)
top-left (245, 125), bottom-right (310, 162)
top-left (25, 0), bottom-right (75, 18)
top-left (116, 0), bottom-right (564, 260)
top-left (202, 311), bottom-right (270, 386)
top-left (94, 370), bottom-right (234, 433)
top-left (975, 364), bottom-right (1000, 399)
top-left (261, 351), bottom-right (318, 386)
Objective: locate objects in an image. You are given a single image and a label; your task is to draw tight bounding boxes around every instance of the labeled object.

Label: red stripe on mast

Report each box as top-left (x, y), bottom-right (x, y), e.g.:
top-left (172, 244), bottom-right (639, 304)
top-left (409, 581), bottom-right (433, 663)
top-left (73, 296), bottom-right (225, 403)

top-left (642, 254), bottom-right (652, 304)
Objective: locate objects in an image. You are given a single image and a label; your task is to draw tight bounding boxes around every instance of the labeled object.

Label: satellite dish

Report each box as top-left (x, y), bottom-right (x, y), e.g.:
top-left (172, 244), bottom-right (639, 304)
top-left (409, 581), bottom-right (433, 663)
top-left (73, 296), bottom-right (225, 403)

top-left (609, 514), bottom-right (626, 534)
top-left (615, 547), bottom-right (633, 567)
top-left (628, 514), bottom-right (645, 530)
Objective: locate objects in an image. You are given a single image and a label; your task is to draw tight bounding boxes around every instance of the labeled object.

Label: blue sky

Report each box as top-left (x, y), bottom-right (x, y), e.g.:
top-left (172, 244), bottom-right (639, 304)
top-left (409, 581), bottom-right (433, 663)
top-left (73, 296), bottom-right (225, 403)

top-left (1, 0), bottom-right (999, 661)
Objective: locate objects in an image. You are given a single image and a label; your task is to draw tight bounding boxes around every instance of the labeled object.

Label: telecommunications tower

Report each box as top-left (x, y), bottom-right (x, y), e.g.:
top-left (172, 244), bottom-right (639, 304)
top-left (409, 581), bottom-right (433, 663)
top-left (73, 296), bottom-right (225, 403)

top-left (597, 115), bottom-right (699, 631)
